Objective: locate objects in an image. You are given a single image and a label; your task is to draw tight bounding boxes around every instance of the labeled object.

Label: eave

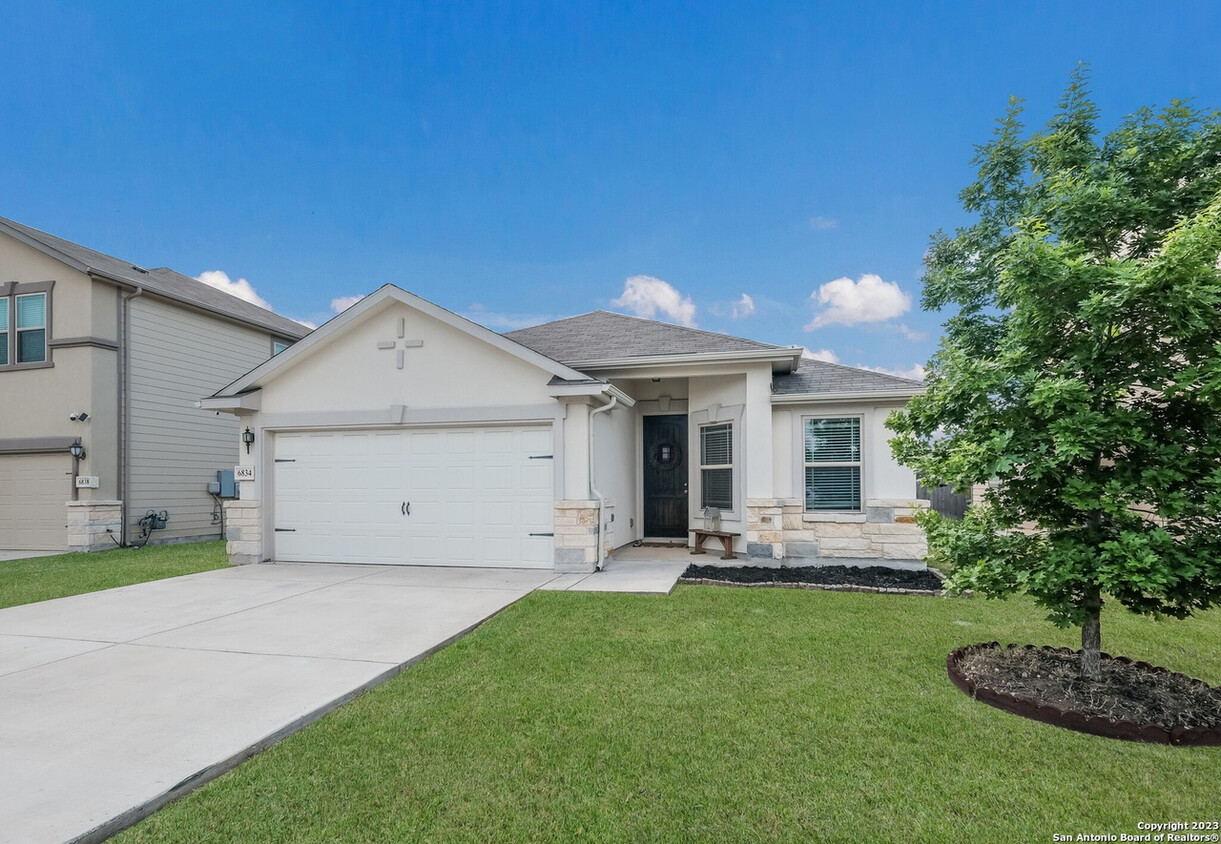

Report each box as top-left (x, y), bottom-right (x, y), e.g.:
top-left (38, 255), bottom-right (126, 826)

top-left (770, 387), bottom-right (926, 405)
top-left (565, 346), bottom-right (804, 374)
top-left (197, 391), bottom-right (263, 413)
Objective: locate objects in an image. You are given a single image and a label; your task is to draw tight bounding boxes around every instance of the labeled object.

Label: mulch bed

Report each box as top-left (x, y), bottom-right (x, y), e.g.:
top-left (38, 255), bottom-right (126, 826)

top-left (681, 564), bottom-right (946, 595)
top-left (948, 642), bottom-right (1221, 745)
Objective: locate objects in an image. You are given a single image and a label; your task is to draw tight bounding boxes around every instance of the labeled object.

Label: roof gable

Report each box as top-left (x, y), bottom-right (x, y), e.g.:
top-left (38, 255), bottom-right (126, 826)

top-left (505, 310), bottom-right (787, 365)
top-left (213, 284), bottom-right (599, 397)
top-left (0, 216), bottom-right (309, 339)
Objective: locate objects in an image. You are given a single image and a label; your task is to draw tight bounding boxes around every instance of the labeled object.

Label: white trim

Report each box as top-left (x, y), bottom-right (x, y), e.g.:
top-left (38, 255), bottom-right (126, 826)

top-left (198, 391), bottom-right (262, 412)
top-left (697, 420), bottom-right (735, 512)
top-left (688, 403), bottom-right (744, 522)
top-left (636, 398), bottom-right (689, 415)
top-left (800, 413), bottom-right (865, 514)
top-left (772, 388), bottom-right (924, 405)
top-left (547, 381), bottom-right (637, 406)
top-left (568, 347), bottom-right (803, 373)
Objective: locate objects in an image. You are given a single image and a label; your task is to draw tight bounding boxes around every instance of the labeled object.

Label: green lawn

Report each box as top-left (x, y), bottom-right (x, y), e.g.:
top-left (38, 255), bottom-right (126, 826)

top-left (0, 541), bottom-right (228, 609)
top-left (119, 585), bottom-right (1221, 843)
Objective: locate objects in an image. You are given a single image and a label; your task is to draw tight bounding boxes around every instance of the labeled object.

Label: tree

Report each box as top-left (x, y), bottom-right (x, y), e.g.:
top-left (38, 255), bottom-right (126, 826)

top-left (888, 68), bottom-right (1221, 679)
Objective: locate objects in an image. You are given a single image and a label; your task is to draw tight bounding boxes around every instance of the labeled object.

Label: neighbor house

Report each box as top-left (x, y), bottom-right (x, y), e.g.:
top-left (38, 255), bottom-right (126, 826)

top-left (0, 217), bottom-right (311, 552)
top-left (204, 284), bottom-right (928, 570)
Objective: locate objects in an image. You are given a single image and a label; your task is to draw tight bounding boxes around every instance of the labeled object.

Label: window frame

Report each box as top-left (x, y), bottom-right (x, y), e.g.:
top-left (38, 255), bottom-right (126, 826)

top-left (802, 414), bottom-right (864, 513)
top-left (0, 281), bottom-right (54, 371)
top-left (271, 338), bottom-right (291, 356)
top-left (698, 421), bottom-right (735, 512)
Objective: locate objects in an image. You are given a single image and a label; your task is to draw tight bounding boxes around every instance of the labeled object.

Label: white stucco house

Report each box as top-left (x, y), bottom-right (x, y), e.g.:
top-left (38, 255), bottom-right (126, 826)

top-left (203, 284), bottom-right (929, 571)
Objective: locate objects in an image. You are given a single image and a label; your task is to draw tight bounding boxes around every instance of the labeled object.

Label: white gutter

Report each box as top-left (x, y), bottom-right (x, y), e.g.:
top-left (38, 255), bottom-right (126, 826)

top-left (588, 394), bottom-right (618, 571)
top-left (547, 381), bottom-right (636, 405)
top-left (565, 346), bottom-right (804, 372)
top-left (770, 388), bottom-right (926, 405)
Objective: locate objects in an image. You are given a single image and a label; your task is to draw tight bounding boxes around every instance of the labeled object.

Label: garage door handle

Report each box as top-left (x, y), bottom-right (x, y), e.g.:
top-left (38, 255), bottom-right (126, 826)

top-left (402, 501), bottom-right (410, 516)
top-left (274, 528), bottom-right (296, 532)
top-left (529, 532), bottom-right (554, 537)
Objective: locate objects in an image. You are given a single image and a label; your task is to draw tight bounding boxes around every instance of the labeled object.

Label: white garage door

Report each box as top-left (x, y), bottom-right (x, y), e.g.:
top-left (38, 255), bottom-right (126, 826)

top-left (273, 426), bottom-right (554, 567)
top-left (0, 453), bottom-right (71, 551)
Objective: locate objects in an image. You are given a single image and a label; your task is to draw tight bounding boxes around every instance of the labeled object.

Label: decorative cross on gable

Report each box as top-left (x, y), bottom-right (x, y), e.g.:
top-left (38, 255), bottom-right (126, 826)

top-left (377, 318), bottom-right (424, 369)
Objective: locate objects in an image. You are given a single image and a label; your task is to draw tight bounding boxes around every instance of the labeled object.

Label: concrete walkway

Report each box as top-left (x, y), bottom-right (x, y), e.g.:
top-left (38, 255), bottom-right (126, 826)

top-left (0, 549), bottom-right (62, 562)
top-left (0, 563), bottom-right (558, 844)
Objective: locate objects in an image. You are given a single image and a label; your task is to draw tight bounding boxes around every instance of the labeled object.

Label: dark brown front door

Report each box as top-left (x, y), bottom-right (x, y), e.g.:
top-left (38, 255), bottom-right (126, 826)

top-left (643, 415), bottom-right (688, 538)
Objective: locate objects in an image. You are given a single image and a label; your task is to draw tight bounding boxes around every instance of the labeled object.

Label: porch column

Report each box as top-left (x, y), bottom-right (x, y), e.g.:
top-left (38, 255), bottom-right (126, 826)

top-left (560, 399), bottom-right (591, 499)
top-left (743, 365), bottom-right (774, 500)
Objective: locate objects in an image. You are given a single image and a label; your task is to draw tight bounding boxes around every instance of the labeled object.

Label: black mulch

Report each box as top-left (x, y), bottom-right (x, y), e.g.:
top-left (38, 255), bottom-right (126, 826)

top-left (682, 563), bottom-right (944, 591)
top-left (958, 646), bottom-right (1221, 730)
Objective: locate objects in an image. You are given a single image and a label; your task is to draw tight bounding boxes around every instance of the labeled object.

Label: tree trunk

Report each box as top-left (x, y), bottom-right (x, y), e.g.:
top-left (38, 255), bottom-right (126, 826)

top-left (1080, 586), bottom-right (1102, 680)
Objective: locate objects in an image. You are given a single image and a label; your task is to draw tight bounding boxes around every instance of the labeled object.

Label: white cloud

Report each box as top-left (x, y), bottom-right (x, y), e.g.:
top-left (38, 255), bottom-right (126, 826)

top-left (859, 362), bottom-right (927, 381)
top-left (731, 293), bottom-right (755, 320)
top-left (465, 311), bottom-right (560, 331)
top-left (897, 322), bottom-right (928, 342)
top-left (611, 275), bottom-right (696, 327)
top-left (330, 294), bottom-right (365, 314)
top-left (195, 270), bottom-right (272, 310)
top-left (808, 215), bottom-right (839, 231)
top-left (805, 273), bottom-right (912, 330)
top-left (293, 318), bottom-right (318, 330)
top-left (802, 347), bottom-right (840, 364)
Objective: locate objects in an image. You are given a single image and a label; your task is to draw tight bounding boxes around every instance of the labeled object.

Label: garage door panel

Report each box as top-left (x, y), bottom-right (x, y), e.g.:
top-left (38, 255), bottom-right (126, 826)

top-left (0, 453), bottom-right (71, 551)
top-left (274, 426), bottom-right (553, 567)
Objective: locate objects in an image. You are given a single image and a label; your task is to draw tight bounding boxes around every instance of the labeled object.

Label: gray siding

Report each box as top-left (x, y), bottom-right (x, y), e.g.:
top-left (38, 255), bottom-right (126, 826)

top-left (127, 297), bottom-right (273, 543)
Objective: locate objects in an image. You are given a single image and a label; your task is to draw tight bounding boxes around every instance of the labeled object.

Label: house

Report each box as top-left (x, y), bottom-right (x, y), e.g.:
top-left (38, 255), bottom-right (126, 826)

top-left (204, 284), bottom-right (928, 570)
top-left (0, 217), bottom-right (311, 552)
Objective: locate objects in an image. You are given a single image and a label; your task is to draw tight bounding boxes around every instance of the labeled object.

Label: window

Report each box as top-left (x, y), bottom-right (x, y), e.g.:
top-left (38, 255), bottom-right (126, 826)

top-left (804, 416), bottom-right (862, 511)
top-left (0, 286), bottom-right (50, 368)
top-left (272, 339), bottom-right (290, 356)
top-left (15, 293), bottom-right (46, 363)
top-left (700, 422), bottom-right (733, 510)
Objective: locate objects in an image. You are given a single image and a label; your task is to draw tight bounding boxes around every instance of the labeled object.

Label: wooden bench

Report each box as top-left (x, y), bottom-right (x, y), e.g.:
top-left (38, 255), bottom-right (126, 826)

top-left (689, 529), bottom-right (740, 560)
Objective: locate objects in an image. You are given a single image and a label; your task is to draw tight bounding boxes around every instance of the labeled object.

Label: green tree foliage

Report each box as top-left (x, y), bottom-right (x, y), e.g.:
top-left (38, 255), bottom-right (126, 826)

top-left (888, 68), bottom-right (1221, 677)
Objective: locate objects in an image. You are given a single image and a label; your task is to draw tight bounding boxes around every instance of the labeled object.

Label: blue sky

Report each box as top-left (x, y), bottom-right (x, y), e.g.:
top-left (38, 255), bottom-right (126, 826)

top-left (4, 1), bottom-right (1219, 377)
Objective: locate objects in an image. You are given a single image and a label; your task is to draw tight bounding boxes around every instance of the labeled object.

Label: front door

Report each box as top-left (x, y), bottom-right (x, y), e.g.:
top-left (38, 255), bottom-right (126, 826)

top-left (643, 415), bottom-right (688, 538)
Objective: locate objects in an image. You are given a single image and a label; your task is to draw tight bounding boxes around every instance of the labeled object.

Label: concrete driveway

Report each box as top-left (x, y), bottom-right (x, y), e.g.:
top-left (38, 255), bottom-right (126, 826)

top-left (0, 563), bottom-right (556, 844)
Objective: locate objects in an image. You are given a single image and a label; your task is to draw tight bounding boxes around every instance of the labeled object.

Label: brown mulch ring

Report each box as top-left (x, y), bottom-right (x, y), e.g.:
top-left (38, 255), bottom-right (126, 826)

top-left (681, 563), bottom-right (948, 595)
top-left (948, 642), bottom-right (1221, 745)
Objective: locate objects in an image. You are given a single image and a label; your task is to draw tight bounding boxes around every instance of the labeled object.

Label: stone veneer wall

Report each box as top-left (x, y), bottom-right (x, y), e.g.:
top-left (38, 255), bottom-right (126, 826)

top-left (223, 499), bottom-right (263, 566)
top-left (746, 497), bottom-right (928, 562)
top-left (554, 499), bottom-right (601, 573)
top-left (65, 500), bottom-right (123, 552)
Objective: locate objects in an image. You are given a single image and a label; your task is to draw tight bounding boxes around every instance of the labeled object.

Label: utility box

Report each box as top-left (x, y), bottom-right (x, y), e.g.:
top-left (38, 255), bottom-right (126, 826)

top-left (216, 469), bottom-right (237, 499)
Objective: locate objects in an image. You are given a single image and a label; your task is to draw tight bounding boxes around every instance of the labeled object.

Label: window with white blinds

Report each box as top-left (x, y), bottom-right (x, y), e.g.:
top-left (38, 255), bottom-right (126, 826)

top-left (700, 422), bottom-right (733, 510)
top-left (0, 298), bottom-right (8, 366)
top-left (804, 416), bottom-right (862, 511)
top-left (0, 289), bottom-right (49, 368)
top-left (15, 293), bottom-right (46, 364)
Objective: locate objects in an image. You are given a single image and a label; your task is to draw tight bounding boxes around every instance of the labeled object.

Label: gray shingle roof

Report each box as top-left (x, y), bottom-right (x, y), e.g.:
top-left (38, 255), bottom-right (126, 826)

top-left (0, 216), bottom-right (310, 339)
top-left (505, 310), bottom-right (784, 364)
top-left (773, 358), bottom-right (924, 395)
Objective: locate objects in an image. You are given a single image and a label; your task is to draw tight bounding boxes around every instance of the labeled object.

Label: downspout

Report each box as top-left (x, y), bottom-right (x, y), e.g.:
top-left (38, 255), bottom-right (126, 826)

top-left (589, 394), bottom-right (618, 571)
top-left (117, 284), bottom-right (143, 547)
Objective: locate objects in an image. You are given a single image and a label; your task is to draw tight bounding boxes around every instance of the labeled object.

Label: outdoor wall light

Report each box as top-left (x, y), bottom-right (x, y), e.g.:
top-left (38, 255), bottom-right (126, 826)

top-left (69, 440), bottom-right (86, 461)
top-left (242, 427), bottom-right (256, 454)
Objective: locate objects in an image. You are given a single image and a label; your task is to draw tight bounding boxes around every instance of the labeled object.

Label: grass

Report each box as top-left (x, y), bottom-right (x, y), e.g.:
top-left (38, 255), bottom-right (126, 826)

top-left (118, 585), bottom-right (1221, 843)
top-left (0, 541), bottom-right (228, 609)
